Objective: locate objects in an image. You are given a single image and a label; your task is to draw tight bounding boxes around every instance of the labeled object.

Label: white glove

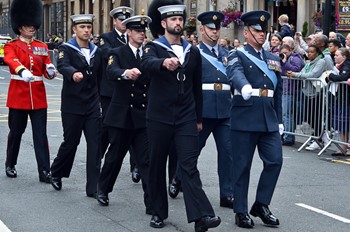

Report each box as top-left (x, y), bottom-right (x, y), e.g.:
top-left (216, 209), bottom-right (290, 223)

top-left (21, 69), bottom-right (33, 82)
top-left (241, 84), bottom-right (253, 100)
top-left (46, 63), bottom-right (57, 79)
top-left (279, 124), bottom-right (284, 135)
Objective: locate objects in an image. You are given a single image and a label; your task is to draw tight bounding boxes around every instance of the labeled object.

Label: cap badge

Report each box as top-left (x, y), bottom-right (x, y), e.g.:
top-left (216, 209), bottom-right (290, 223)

top-left (122, 8), bottom-right (126, 14)
top-left (141, 17), bottom-right (145, 25)
top-left (260, 15), bottom-right (265, 22)
top-left (213, 15), bottom-right (218, 21)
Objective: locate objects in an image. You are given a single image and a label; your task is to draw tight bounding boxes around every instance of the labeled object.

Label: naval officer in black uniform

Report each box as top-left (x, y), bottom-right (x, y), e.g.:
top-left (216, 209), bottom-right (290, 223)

top-left (142, 2), bottom-right (221, 231)
top-left (50, 14), bottom-right (102, 198)
top-left (96, 15), bottom-right (152, 215)
top-left (226, 11), bottom-right (284, 228)
top-left (98, 7), bottom-right (140, 183)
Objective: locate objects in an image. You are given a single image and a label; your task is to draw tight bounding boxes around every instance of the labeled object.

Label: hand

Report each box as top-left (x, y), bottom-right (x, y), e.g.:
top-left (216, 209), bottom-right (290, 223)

top-left (72, 72), bottom-right (84, 83)
top-left (197, 123), bottom-right (203, 132)
top-left (286, 71), bottom-right (294, 78)
top-left (241, 84), bottom-right (253, 100)
top-left (46, 63), bottom-right (57, 79)
top-left (279, 124), bottom-right (284, 135)
top-left (21, 69), bottom-right (33, 82)
top-left (347, 78), bottom-right (350, 86)
top-left (162, 57), bottom-right (180, 71)
top-left (125, 68), bottom-right (142, 81)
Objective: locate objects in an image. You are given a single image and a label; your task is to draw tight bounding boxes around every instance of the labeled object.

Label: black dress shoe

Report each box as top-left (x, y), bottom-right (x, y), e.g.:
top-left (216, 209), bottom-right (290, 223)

top-left (39, 171), bottom-right (51, 183)
top-left (168, 177), bottom-right (181, 199)
top-left (5, 166), bottom-right (17, 178)
top-left (51, 177), bottom-right (62, 191)
top-left (131, 167), bottom-right (141, 183)
top-left (282, 140), bottom-right (295, 146)
top-left (87, 192), bottom-right (97, 198)
top-left (195, 216), bottom-right (221, 232)
top-left (96, 192), bottom-right (109, 206)
top-left (235, 213), bottom-right (254, 228)
top-left (150, 215), bottom-right (164, 228)
top-left (220, 196), bottom-right (234, 209)
top-left (250, 202), bottom-right (279, 226)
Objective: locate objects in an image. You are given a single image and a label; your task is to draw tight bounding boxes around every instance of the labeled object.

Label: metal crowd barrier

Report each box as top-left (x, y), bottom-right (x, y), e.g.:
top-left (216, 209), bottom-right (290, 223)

top-left (49, 49), bottom-right (58, 67)
top-left (281, 76), bottom-right (350, 156)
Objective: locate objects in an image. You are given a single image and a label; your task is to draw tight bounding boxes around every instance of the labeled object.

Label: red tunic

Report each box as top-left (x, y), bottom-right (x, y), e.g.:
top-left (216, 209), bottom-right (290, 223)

top-left (4, 38), bottom-right (52, 110)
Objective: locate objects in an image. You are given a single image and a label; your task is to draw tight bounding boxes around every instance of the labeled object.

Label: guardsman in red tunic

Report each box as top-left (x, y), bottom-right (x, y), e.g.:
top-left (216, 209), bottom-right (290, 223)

top-left (4, 0), bottom-right (57, 182)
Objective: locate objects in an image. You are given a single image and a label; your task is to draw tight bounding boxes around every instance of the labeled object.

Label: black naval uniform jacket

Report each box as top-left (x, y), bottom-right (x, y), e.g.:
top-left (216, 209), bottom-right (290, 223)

top-left (57, 39), bottom-right (102, 115)
top-left (141, 37), bottom-right (203, 125)
top-left (98, 29), bottom-right (128, 98)
top-left (104, 44), bottom-right (149, 129)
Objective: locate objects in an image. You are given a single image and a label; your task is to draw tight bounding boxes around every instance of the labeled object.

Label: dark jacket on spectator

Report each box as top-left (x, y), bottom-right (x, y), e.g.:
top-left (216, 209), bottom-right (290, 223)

top-left (279, 24), bottom-right (294, 38)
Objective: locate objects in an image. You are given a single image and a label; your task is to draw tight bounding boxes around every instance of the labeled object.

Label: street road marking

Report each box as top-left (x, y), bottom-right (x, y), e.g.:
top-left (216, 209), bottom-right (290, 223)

top-left (296, 203), bottom-right (350, 223)
top-left (0, 220), bottom-right (11, 232)
top-left (331, 159), bottom-right (350, 165)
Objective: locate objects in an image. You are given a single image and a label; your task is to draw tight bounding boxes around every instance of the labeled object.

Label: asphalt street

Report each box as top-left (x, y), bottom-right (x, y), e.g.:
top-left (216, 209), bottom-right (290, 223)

top-left (0, 65), bottom-right (350, 232)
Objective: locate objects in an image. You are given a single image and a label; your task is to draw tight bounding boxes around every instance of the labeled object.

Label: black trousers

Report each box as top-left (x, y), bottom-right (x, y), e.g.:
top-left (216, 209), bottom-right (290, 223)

top-left (147, 120), bottom-right (215, 223)
top-left (51, 111), bottom-right (101, 195)
top-left (6, 108), bottom-right (50, 173)
top-left (100, 96), bottom-right (136, 170)
top-left (98, 126), bottom-right (150, 209)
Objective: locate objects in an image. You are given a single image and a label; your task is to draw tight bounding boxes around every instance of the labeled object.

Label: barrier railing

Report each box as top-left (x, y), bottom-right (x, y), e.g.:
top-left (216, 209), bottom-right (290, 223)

top-left (281, 76), bottom-right (348, 156)
top-left (49, 49), bottom-right (58, 67)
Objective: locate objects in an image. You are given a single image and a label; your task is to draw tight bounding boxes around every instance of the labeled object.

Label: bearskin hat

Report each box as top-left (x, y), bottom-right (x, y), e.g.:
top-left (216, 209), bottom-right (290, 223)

top-left (148, 0), bottom-right (186, 39)
top-left (10, 0), bottom-right (43, 35)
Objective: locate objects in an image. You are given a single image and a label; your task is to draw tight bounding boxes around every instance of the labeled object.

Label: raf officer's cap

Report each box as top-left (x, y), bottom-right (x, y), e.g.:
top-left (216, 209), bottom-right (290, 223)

top-left (158, 5), bottom-right (186, 20)
top-left (71, 14), bottom-right (94, 25)
top-left (241, 10), bottom-right (270, 31)
top-left (110, 7), bottom-right (134, 20)
top-left (122, 15), bottom-right (152, 30)
top-left (197, 11), bottom-right (224, 29)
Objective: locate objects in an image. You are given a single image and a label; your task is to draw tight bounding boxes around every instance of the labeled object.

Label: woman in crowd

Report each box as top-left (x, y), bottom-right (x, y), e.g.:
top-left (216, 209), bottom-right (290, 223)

top-left (286, 45), bottom-right (326, 151)
top-left (264, 34), bottom-right (282, 55)
top-left (327, 47), bottom-right (350, 155)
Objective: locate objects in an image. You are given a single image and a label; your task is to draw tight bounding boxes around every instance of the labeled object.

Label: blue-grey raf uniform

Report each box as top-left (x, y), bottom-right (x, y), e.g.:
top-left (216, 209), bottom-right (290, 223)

top-left (197, 11), bottom-right (234, 205)
top-left (226, 10), bottom-right (283, 228)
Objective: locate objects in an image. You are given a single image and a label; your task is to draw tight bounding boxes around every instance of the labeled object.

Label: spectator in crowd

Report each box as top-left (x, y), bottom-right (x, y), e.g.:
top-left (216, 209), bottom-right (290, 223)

top-left (219, 38), bottom-right (229, 50)
top-left (286, 45), bottom-right (326, 151)
top-left (279, 44), bottom-right (305, 146)
top-left (326, 48), bottom-right (350, 156)
top-left (233, 38), bottom-right (242, 49)
top-left (224, 37), bottom-right (234, 50)
top-left (4, 0), bottom-right (57, 182)
top-left (346, 33), bottom-right (350, 50)
top-left (50, 14), bottom-right (102, 198)
top-left (278, 14), bottom-right (294, 38)
top-left (328, 39), bottom-right (342, 63)
top-left (305, 34), bottom-right (314, 46)
top-left (329, 31), bottom-right (345, 47)
top-left (264, 33), bottom-right (282, 55)
top-left (294, 32), bottom-right (308, 57)
top-left (313, 33), bottom-right (334, 71)
top-left (282, 36), bottom-right (305, 58)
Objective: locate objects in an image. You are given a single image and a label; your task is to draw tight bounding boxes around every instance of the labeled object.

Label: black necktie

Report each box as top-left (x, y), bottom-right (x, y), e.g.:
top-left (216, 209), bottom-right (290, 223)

top-left (136, 48), bottom-right (141, 62)
top-left (211, 48), bottom-right (217, 58)
top-left (257, 51), bottom-right (262, 60)
top-left (121, 34), bottom-right (126, 43)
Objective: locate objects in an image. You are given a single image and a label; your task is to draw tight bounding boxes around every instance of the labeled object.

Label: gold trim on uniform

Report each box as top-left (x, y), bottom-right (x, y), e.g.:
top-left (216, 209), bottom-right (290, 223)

top-left (144, 48), bottom-right (150, 53)
top-left (260, 15), bottom-right (265, 22)
top-left (58, 51), bottom-right (64, 59)
top-left (108, 56), bottom-right (114, 65)
top-left (15, 65), bottom-right (26, 74)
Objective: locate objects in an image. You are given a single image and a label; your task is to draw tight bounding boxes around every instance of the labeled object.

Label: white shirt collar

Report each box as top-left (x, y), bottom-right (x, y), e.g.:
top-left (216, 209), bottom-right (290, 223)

top-left (128, 43), bottom-right (142, 58)
top-left (115, 28), bottom-right (127, 43)
top-left (202, 42), bottom-right (219, 55)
